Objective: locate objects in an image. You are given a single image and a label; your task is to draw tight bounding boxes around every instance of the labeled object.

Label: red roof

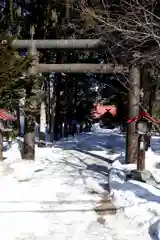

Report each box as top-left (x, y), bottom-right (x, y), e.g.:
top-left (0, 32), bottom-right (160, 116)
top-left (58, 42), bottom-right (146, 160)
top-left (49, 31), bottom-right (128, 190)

top-left (92, 104), bottom-right (117, 119)
top-left (0, 109), bottom-right (16, 121)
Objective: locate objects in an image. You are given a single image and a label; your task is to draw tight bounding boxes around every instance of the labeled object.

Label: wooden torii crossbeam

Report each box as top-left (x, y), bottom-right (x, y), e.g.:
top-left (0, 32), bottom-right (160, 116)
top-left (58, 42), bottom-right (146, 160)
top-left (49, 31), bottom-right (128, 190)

top-left (36, 63), bottom-right (128, 74)
top-left (11, 39), bottom-right (128, 74)
top-left (11, 39), bottom-right (104, 49)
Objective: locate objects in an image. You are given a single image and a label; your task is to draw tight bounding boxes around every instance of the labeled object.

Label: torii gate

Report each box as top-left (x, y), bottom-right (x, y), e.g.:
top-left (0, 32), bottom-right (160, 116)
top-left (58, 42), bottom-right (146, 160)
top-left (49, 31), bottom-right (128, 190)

top-left (9, 38), bottom-right (139, 164)
top-left (11, 39), bottom-right (128, 74)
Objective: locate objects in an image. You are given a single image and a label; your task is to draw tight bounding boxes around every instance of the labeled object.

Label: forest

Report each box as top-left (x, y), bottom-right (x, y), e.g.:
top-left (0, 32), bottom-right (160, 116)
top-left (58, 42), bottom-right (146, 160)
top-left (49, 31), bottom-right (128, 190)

top-left (0, 0), bottom-right (160, 162)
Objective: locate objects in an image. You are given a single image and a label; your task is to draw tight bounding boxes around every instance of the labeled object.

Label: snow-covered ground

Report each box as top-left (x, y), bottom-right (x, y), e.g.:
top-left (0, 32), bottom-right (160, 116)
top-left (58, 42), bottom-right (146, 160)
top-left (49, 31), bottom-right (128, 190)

top-left (0, 124), bottom-right (160, 240)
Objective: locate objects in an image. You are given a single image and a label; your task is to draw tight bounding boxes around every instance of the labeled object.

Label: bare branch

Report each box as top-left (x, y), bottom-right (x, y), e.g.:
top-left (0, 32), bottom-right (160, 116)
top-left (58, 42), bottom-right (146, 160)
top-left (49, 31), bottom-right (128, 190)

top-left (82, 0), bottom-right (160, 64)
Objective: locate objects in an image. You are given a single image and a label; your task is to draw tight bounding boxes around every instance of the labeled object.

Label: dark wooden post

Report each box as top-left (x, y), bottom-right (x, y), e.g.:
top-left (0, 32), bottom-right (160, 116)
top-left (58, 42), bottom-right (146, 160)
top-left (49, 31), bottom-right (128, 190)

top-left (0, 130), bottom-right (3, 161)
top-left (23, 26), bottom-right (38, 160)
top-left (126, 64), bottom-right (141, 163)
top-left (137, 134), bottom-right (145, 170)
top-left (0, 121), bottom-right (5, 161)
top-left (141, 66), bottom-right (155, 150)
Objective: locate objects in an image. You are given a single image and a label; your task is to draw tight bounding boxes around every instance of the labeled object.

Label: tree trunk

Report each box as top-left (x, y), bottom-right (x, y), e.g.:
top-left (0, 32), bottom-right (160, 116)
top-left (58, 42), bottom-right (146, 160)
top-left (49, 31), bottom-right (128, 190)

top-left (0, 130), bottom-right (3, 161)
top-left (54, 72), bottom-right (62, 140)
top-left (23, 116), bottom-right (35, 160)
top-left (141, 66), bottom-right (156, 149)
top-left (50, 61), bottom-right (62, 142)
top-left (43, 74), bottom-right (50, 129)
top-left (66, 75), bottom-right (74, 134)
top-left (50, 79), bottom-right (57, 142)
top-left (0, 120), bottom-right (5, 161)
top-left (23, 83), bottom-right (35, 160)
top-left (46, 75), bottom-right (51, 132)
top-left (53, 52), bottom-right (63, 141)
top-left (16, 103), bottom-right (21, 137)
top-left (38, 100), bottom-right (46, 146)
top-left (64, 76), bottom-right (69, 137)
top-left (126, 65), bottom-right (140, 163)
top-left (74, 78), bottom-right (77, 114)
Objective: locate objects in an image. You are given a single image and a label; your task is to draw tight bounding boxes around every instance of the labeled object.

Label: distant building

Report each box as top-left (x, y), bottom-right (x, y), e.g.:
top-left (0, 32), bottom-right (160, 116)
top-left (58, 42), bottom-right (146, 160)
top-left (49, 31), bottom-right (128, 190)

top-left (92, 104), bottom-right (117, 119)
top-left (92, 104), bottom-right (117, 128)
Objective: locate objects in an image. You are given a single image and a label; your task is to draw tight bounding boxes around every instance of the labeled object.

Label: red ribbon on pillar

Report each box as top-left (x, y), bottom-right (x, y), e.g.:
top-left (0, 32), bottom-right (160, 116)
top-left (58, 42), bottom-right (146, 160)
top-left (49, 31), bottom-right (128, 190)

top-left (127, 111), bottom-right (160, 124)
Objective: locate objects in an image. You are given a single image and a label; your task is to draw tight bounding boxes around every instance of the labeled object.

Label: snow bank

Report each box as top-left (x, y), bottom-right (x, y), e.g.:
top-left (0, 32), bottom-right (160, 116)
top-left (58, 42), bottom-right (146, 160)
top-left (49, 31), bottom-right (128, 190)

top-left (149, 218), bottom-right (160, 240)
top-left (0, 125), bottom-right (160, 239)
top-left (91, 123), bottom-right (120, 134)
top-left (107, 146), bottom-right (160, 240)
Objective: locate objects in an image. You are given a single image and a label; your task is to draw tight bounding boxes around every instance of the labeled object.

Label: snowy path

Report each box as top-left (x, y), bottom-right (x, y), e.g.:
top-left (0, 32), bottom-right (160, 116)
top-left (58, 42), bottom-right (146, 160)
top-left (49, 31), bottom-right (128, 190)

top-left (0, 126), bottom-right (160, 239)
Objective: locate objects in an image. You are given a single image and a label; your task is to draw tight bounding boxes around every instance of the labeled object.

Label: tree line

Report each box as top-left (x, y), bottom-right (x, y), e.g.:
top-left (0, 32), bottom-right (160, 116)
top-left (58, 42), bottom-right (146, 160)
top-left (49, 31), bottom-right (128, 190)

top-left (0, 0), bottom-right (160, 161)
